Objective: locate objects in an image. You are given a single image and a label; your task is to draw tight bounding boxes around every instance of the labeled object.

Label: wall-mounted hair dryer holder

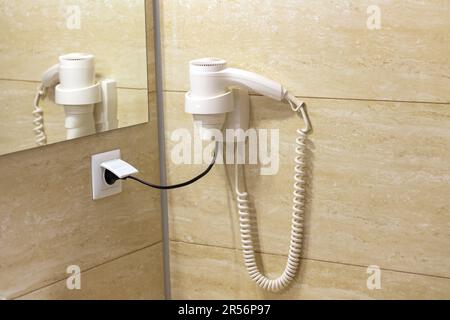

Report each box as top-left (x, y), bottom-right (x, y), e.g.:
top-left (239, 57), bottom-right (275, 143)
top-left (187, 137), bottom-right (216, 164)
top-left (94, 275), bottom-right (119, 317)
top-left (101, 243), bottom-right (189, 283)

top-left (186, 87), bottom-right (250, 142)
top-left (184, 58), bottom-right (312, 293)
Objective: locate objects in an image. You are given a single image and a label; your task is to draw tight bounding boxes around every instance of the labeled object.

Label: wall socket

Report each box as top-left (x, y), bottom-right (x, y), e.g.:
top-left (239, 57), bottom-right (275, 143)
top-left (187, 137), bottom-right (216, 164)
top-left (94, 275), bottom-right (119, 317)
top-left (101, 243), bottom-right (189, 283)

top-left (91, 150), bottom-right (122, 200)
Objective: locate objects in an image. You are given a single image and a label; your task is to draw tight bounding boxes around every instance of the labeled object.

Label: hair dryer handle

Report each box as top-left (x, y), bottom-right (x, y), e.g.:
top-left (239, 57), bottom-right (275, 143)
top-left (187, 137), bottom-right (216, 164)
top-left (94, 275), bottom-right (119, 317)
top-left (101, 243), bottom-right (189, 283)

top-left (222, 68), bottom-right (286, 101)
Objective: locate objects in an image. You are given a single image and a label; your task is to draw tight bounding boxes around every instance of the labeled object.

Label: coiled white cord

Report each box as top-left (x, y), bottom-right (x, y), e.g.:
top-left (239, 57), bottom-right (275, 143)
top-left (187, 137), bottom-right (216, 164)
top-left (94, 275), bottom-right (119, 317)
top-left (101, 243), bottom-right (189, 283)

top-left (33, 85), bottom-right (47, 146)
top-left (235, 93), bottom-right (310, 292)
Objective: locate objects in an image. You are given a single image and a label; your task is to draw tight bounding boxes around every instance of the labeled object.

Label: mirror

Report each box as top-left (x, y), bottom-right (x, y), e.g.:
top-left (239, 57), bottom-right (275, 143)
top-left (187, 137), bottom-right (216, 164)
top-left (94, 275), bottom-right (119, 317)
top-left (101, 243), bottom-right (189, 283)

top-left (0, 0), bottom-right (152, 156)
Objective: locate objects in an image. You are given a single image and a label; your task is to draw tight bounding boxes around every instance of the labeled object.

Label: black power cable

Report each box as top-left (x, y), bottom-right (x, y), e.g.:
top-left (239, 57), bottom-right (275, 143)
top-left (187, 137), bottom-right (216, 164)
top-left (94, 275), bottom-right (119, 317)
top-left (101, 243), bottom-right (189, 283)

top-left (104, 142), bottom-right (219, 190)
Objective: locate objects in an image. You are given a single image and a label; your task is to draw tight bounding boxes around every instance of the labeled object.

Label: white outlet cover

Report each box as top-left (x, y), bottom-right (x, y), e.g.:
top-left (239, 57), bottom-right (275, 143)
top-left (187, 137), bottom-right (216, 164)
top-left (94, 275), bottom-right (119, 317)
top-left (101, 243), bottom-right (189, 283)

top-left (92, 150), bottom-right (122, 200)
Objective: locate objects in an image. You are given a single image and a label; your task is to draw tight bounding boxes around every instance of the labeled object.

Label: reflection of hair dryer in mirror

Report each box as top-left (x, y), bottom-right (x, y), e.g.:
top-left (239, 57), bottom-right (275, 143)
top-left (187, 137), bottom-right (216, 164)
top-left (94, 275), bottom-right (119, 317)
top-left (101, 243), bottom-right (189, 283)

top-left (185, 58), bottom-right (312, 292)
top-left (33, 53), bottom-right (119, 146)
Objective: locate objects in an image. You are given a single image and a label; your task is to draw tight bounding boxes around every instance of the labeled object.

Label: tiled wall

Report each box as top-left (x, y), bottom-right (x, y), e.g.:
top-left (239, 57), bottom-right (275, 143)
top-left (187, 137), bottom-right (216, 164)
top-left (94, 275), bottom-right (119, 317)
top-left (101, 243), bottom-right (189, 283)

top-left (161, 1), bottom-right (450, 299)
top-left (0, 0), bottom-right (150, 155)
top-left (0, 1), bottom-right (164, 300)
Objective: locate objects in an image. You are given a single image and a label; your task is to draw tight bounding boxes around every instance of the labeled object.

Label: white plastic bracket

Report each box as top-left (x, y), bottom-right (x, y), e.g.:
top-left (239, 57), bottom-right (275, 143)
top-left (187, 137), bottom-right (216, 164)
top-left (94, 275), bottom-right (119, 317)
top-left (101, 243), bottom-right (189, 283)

top-left (223, 88), bottom-right (250, 143)
top-left (95, 79), bottom-right (119, 133)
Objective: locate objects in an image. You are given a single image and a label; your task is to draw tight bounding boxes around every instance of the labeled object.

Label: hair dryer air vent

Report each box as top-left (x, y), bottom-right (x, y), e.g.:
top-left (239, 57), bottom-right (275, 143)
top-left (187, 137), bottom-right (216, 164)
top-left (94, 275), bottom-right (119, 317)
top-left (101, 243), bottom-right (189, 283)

top-left (60, 52), bottom-right (94, 61)
top-left (190, 58), bottom-right (227, 73)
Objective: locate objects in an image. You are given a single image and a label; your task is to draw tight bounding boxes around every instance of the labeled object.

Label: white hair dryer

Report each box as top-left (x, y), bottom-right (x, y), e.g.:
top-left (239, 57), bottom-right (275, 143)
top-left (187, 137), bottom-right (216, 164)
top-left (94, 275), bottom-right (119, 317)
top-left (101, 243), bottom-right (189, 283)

top-left (185, 58), bottom-right (312, 292)
top-left (33, 53), bottom-right (118, 146)
top-left (185, 58), bottom-right (311, 140)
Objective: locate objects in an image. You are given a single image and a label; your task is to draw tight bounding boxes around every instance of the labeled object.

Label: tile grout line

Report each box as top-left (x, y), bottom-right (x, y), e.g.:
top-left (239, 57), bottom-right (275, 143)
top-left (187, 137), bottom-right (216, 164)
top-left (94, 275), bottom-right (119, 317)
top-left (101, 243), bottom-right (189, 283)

top-left (171, 239), bottom-right (450, 281)
top-left (162, 89), bottom-right (450, 106)
top-left (11, 241), bottom-right (163, 300)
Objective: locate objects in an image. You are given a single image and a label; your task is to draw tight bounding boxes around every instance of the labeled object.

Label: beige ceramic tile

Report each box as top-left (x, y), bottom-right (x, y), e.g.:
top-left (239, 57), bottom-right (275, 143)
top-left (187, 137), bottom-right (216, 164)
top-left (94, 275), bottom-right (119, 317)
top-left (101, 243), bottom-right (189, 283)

top-left (0, 0), bottom-right (153, 90)
top-left (161, 0), bottom-right (450, 102)
top-left (170, 242), bottom-right (450, 300)
top-left (0, 113), bottom-right (161, 298)
top-left (18, 243), bottom-right (164, 300)
top-left (0, 80), bottom-right (150, 156)
top-left (117, 89), bottom-right (150, 129)
top-left (164, 91), bottom-right (450, 278)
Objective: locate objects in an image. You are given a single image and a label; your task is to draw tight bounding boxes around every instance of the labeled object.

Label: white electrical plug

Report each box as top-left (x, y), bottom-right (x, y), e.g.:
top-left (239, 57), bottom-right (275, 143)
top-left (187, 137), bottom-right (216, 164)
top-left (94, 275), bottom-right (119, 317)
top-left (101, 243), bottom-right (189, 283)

top-left (101, 159), bottom-right (139, 180)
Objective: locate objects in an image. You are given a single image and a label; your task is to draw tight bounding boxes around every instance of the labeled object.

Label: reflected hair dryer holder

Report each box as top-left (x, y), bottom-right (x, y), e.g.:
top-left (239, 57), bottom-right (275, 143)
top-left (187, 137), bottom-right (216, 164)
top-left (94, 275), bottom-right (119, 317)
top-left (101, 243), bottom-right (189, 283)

top-left (34, 53), bottom-right (118, 146)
